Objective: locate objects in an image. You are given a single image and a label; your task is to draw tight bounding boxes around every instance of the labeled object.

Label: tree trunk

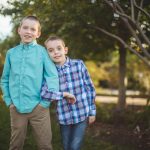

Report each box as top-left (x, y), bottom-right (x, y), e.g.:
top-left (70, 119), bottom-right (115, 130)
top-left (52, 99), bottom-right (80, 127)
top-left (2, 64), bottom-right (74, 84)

top-left (117, 44), bottom-right (127, 110)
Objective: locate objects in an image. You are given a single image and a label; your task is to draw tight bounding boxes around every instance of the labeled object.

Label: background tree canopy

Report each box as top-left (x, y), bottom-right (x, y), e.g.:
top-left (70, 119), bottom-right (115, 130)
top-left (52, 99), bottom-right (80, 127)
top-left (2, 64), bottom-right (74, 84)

top-left (0, 0), bottom-right (150, 110)
top-left (1, 0), bottom-right (150, 63)
top-left (0, 0), bottom-right (115, 61)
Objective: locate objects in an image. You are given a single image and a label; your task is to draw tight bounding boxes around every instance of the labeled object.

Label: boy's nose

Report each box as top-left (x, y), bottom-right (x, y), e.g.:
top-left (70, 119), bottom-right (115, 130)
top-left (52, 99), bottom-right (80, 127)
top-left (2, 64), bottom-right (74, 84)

top-left (26, 29), bottom-right (31, 33)
top-left (54, 50), bottom-right (58, 54)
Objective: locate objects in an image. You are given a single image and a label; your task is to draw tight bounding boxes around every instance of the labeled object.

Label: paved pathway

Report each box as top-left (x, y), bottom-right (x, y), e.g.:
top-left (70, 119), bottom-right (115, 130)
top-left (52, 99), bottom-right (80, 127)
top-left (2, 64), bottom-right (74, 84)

top-left (96, 95), bottom-right (148, 106)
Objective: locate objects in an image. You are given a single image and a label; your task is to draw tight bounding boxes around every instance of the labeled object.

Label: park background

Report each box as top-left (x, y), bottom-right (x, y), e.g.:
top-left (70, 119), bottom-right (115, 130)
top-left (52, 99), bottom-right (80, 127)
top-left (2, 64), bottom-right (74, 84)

top-left (0, 0), bottom-right (150, 150)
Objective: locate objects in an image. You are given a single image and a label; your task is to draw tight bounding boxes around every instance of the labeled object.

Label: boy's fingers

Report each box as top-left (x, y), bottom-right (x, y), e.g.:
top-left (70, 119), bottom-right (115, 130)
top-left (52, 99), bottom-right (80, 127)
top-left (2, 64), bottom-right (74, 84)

top-left (68, 98), bottom-right (76, 104)
top-left (69, 99), bottom-right (74, 104)
top-left (65, 95), bottom-right (76, 104)
top-left (88, 116), bottom-right (96, 124)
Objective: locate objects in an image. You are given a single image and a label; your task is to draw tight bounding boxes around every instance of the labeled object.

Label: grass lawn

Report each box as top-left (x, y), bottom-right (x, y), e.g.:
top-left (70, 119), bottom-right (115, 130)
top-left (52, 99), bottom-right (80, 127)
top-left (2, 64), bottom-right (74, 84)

top-left (0, 101), bottom-right (149, 150)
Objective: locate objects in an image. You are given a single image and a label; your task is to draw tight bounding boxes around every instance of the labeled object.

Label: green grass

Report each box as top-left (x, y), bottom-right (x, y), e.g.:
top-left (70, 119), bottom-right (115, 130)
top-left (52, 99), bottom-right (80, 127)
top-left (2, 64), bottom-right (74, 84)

top-left (0, 101), bottom-right (147, 150)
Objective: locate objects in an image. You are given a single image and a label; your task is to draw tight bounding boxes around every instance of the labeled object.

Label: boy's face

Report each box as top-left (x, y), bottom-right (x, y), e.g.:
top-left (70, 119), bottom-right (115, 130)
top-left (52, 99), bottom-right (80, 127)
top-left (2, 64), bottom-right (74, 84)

top-left (18, 19), bottom-right (41, 44)
top-left (46, 40), bottom-right (68, 65)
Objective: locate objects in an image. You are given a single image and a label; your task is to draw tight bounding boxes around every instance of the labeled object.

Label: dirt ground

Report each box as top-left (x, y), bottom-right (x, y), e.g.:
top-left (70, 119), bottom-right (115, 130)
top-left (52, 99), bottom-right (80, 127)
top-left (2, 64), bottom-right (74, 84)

top-left (93, 95), bottom-right (150, 149)
top-left (87, 119), bottom-right (150, 150)
top-left (87, 95), bottom-right (150, 150)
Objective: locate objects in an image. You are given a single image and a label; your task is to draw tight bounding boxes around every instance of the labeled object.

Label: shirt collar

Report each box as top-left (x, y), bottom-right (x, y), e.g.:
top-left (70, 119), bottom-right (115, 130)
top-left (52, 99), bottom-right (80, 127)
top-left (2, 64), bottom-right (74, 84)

top-left (56, 57), bottom-right (70, 70)
top-left (20, 40), bottom-right (37, 49)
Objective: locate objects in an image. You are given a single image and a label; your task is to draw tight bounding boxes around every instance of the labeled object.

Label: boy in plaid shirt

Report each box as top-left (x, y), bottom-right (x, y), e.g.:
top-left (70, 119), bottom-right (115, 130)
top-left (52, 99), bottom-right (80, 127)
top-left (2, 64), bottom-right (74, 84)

top-left (41, 35), bottom-right (96, 150)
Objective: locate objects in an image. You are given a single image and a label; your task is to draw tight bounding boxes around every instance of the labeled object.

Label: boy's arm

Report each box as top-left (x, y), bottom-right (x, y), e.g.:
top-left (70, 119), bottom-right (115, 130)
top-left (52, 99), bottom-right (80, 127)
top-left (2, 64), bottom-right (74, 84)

top-left (41, 82), bottom-right (76, 104)
top-left (0, 51), bottom-right (12, 107)
top-left (41, 82), bottom-right (63, 101)
top-left (80, 60), bottom-right (96, 116)
top-left (43, 49), bottom-right (59, 91)
top-left (39, 49), bottom-right (59, 108)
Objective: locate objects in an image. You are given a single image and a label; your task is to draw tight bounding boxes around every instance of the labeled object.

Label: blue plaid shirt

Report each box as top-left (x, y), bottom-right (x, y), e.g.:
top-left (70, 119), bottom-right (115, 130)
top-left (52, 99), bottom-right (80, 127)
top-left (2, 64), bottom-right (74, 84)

top-left (41, 57), bottom-right (96, 125)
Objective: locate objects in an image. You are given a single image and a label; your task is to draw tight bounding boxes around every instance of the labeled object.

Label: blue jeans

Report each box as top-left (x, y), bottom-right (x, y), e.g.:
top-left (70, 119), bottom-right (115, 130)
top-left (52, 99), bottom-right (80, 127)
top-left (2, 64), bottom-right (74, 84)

top-left (60, 120), bottom-right (87, 150)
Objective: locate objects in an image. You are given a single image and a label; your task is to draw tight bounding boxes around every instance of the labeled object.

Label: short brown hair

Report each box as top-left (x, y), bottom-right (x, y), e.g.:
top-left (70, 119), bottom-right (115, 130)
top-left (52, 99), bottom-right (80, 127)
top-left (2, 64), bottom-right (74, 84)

top-left (20, 15), bottom-right (41, 31)
top-left (44, 35), bottom-right (65, 47)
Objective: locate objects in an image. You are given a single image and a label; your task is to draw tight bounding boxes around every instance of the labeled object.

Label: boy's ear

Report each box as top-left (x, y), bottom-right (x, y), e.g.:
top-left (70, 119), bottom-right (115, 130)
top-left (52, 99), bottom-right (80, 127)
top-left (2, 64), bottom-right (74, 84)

top-left (65, 47), bottom-right (68, 54)
top-left (17, 27), bottom-right (21, 35)
top-left (36, 31), bottom-right (41, 38)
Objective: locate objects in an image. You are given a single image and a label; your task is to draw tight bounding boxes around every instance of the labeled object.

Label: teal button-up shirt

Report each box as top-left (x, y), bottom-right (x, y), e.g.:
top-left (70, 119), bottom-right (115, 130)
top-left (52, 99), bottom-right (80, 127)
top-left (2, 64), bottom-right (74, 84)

top-left (1, 40), bottom-right (59, 113)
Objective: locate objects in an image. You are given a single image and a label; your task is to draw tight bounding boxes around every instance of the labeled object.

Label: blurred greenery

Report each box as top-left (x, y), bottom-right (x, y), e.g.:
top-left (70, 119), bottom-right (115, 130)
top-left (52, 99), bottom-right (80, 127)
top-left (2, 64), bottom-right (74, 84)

top-left (0, 0), bottom-right (150, 94)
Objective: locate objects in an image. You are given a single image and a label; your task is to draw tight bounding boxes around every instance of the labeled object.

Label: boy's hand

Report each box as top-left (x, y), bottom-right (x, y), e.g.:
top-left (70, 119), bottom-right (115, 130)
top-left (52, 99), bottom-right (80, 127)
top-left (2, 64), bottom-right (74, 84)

top-left (9, 104), bottom-right (15, 109)
top-left (63, 92), bottom-right (76, 104)
top-left (67, 97), bottom-right (76, 104)
top-left (88, 116), bottom-right (96, 125)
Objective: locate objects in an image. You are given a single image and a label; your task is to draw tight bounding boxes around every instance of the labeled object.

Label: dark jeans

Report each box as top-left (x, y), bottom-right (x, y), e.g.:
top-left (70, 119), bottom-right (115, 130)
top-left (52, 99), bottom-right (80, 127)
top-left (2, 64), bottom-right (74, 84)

top-left (60, 120), bottom-right (87, 150)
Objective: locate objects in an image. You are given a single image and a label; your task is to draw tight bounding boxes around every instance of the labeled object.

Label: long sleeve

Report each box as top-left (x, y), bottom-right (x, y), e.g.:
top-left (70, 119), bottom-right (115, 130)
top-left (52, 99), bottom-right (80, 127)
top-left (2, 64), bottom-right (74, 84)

top-left (43, 49), bottom-right (59, 91)
top-left (80, 60), bottom-right (96, 116)
top-left (0, 51), bottom-right (12, 106)
top-left (40, 49), bottom-right (59, 107)
top-left (41, 82), bottom-right (63, 101)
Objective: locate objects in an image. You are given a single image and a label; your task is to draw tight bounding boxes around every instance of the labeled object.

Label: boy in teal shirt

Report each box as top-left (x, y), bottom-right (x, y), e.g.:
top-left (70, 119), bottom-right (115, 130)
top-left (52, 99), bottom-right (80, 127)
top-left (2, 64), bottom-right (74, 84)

top-left (1, 16), bottom-right (58, 150)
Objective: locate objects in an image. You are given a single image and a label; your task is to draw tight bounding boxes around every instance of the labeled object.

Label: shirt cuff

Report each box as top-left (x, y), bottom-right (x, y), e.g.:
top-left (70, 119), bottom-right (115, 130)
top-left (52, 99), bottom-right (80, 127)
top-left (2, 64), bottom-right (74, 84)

top-left (89, 109), bottom-right (96, 116)
top-left (3, 97), bottom-right (12, 107)
top-left (46, 77), bottom-right (59, 92)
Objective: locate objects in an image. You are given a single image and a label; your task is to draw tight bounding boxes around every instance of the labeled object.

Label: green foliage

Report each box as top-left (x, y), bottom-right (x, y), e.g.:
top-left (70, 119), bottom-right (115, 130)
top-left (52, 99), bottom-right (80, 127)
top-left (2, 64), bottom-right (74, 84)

top-left (85, 51), bottom-right (119, 88)
top-left (95, 101), bottom-right (150, 131)
top-left (96, 102), bottom-right (116, 123)
top-left (0, 102), bottom-right (10, 150)
top-left (0, 0), bottom-right (115, 61)
top-left (132, 105), bottom-right (150, 129)
top-left (126, 53), bottom-right (150, 94)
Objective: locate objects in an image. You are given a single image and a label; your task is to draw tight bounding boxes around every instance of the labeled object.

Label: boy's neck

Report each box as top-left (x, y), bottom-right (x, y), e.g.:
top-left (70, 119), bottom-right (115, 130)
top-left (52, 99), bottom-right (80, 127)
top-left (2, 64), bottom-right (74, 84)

top-left (56, 57), bottom-right (67, 66)
top-left (21, 40), bottom-right (37, 45)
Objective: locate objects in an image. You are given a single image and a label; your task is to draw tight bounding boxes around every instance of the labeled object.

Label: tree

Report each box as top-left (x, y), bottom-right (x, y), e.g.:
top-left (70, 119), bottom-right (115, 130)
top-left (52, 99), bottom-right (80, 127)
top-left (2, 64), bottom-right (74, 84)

top-left (0, 0), bottom-right (115, 60)
top-left (1, 0), bottom-right (149, 110)
top-left (93, 0), bottom-right (150, 110)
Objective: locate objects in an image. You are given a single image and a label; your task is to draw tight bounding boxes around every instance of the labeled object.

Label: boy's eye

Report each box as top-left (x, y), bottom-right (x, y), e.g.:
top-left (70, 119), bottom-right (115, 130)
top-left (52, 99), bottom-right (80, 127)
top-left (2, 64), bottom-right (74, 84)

top-left (58, 47), bottom-right (62, 51)
top-left (48, 49), bottom-right (53, 53)
top-left (31, 28), bottom-right (37, 32)
top-left (23, 26), bottom-right (28, 29)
